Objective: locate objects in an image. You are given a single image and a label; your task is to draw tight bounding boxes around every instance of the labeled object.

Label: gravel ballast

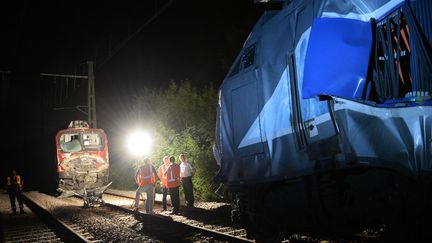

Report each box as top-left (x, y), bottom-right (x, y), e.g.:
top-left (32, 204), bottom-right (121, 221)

top-left (24, 191), bottom-right (227, 242)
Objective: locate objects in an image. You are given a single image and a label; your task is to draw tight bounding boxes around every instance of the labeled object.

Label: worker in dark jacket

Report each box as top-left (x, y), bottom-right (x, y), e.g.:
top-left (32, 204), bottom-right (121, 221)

top-left (6, 169), bottom-right (25, 214)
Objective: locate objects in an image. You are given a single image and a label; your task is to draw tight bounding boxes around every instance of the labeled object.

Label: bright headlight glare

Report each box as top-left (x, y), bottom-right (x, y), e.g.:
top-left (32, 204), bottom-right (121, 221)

top-left (127, 131), bottom-right (152, 156)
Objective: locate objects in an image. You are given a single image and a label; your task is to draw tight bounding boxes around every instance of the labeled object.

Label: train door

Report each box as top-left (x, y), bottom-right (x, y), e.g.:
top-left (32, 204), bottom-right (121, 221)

top-left (289, 52), bottom-right (340, 160)
top-left (229, 43), bottom-right (268, 180)
top-left (289, 3), bottom-right (340, 160)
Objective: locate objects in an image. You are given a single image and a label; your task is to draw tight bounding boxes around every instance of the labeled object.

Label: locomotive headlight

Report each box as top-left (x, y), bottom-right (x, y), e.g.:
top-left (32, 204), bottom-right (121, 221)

top-left (127, 131), bottom-right (152, 156)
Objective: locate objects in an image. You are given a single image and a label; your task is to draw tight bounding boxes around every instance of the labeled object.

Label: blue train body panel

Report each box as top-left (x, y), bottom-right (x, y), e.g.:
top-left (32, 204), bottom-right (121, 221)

top-left (303, 18), bottom-right (372, 99)
top-left (215, 0), bottom-right (432, 237)
top-left (215, 0), bottom-right (432, 185)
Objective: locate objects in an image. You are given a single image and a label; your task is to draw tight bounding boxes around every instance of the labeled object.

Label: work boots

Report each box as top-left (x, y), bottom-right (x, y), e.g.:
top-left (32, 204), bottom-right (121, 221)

top-left (20, 207), bottom-right (25, 214)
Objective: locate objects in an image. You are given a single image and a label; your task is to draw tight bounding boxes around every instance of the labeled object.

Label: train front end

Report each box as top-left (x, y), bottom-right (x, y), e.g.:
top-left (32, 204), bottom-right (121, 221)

top-left (214, 0), bottom-right (432, 240)
top-left (55, 120), bottom-right (110, 206)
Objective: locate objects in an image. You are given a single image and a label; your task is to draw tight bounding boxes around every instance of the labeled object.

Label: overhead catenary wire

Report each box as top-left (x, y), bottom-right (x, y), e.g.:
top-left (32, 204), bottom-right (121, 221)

top-left (38, 0), bottom-right (176, 125)
top-left (96, 0), bottom-right (176, 71)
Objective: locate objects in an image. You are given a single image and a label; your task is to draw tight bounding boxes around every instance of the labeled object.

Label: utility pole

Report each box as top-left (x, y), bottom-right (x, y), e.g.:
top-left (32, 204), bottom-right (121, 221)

top-left (87, 61), bottom-right (97, 128)
top-left (40, 61), bottom-right (97, 128)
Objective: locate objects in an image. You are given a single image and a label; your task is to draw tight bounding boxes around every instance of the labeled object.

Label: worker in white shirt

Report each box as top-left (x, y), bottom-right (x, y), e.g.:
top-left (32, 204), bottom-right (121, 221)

top-left (179, 153), bottom-right (195, 207)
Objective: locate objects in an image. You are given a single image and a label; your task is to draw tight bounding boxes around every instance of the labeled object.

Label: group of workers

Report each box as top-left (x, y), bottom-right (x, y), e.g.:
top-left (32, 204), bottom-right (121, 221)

top-left (4, 154), bottom-right (195, 216)
top-left (134, 153), bottom-right (195, 215)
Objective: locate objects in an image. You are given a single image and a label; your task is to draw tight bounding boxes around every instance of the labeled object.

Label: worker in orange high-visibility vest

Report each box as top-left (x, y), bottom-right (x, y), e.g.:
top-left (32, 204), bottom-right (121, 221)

top-left (157, 156), bottom-right (170, 211)
top-left (163, 156), bottom-right (181, 215)
top-left (6, 169), bottom-right (25, 214)
top-left (135, 158), bottom-right (158, 214)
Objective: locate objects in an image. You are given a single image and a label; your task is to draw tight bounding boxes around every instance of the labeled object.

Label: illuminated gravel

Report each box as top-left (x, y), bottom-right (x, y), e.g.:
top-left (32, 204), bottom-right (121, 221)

top-left (24, 191), bottom-right (227, 242)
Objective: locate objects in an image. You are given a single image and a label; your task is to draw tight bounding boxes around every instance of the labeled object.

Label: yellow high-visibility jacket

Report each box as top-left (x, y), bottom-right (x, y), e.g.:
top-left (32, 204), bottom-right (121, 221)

top-left (7, 175), bottom-right (23, 191)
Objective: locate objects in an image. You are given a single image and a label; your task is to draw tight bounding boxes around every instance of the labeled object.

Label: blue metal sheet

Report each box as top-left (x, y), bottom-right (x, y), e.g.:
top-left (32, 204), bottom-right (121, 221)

top-left (302, 18), bottom-right (372, 100)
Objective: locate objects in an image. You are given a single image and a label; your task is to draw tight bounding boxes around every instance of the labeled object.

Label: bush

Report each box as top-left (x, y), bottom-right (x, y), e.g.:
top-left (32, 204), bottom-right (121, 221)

top-left (119, 80), bottom-right (220, 201)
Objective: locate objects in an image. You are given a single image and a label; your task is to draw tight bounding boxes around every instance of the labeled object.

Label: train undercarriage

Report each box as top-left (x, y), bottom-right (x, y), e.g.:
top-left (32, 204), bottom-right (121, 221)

top-left (58, 168), bottom-right (111, 207)
top-left (229, 166), bottom-right (432, 242)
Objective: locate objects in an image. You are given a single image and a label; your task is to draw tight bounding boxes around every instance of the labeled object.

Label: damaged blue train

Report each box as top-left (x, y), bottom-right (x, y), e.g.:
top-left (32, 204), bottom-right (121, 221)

top-left (214, 0), bottom-right (432, 240)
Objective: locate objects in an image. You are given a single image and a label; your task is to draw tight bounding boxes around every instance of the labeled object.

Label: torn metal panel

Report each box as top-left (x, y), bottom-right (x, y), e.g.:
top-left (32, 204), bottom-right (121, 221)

top-left (334, 97), bottom-right (432, 178)
top-left (58, 154), bottom-right (108, 190)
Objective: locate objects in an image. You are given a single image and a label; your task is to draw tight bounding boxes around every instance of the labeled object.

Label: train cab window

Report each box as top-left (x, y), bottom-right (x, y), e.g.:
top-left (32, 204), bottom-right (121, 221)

top-left (59, 133), bottom-right (82, 152)
top-left (59, 132), bottom-right (103, 152)
top-left (228, 43), bottom-right (257, 77)
top-left (241, 44), bottom-right (256, 69)
top-left (63, 134), bottom-right (79, 143)
top-left (82, 133), bottom-right (103, 150)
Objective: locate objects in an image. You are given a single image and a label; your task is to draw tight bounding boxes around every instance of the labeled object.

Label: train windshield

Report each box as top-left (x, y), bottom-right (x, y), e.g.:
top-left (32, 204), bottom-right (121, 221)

top-left (59, 131), bottom-right (104, 152)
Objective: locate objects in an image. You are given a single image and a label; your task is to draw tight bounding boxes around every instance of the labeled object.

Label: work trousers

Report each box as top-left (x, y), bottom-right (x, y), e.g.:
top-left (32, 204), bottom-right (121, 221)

top-left (181, 176), bottom-right (194, 207)
top-left (168, 186), bottom-right (180, 213)
top-left (162, 187), bottom-right (169, 210)
top-left (9, 189), bottom-right (24, 212)
top-left (135, 185), bottom-right (155, 214)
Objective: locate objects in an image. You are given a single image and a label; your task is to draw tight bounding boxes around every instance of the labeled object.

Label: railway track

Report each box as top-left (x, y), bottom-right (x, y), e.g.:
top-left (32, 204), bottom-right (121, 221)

top-left (11, 191), bottom-right (377, 242)
top-left (16, 194), bottom-right (99, 243)
top-left (2, 216), bottom-right (61, 243)
top-left (18, 191), bottom-right (246, 242)
top-left (103, 191), bottom-right (253, 242)
top-left (103, 191), bottom-right (378, 243)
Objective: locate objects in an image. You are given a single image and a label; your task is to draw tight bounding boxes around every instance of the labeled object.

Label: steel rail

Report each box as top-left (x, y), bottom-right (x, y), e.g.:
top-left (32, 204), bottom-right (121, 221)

top-left (103, 191), bottom-right (252, 242)
top-left (21, 193), bottom-right (92, 243)
top-left (103, 191), bottom-right (379, 242)
top-left (104, 201), bottom-right (252, 243)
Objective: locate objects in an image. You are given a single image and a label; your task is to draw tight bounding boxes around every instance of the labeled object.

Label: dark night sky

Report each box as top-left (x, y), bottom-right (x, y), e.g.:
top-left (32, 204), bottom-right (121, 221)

top-left (0, 0), bottom-right (263, 190)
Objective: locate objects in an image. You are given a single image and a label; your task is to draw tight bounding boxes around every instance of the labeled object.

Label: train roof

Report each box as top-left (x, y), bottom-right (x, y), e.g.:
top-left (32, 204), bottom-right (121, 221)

top-left (56, 121), bottom-right (107, 137)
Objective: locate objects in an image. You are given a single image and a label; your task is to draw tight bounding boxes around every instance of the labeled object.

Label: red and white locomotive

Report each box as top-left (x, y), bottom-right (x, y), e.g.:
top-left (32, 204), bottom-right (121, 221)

top-left (56, 120), bottom-right (110, 206)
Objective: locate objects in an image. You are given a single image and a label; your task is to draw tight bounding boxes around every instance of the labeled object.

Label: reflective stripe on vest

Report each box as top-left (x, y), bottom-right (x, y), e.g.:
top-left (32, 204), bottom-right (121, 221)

top-left (138, 165), bottom-right (155, 186)
top-left (167, 168), bottom-right (175, 182)
top-left (141, 166), bottom-right (152, 179)
top-left (166, 164), bottom-right (181, 188)
top-left (159, 164), bottom-right (169, 187)
top-left (7, 176), bottom-right (23, 190)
